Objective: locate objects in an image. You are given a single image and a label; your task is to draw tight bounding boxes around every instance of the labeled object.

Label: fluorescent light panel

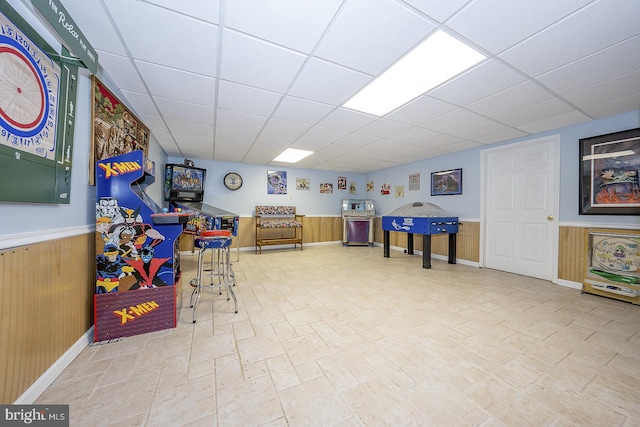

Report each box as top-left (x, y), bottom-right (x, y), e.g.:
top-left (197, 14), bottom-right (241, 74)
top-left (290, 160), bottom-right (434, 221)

top-left (344, 30), bottom-right (486, 116)
top-left (273, 148), bottom-right (314, 163)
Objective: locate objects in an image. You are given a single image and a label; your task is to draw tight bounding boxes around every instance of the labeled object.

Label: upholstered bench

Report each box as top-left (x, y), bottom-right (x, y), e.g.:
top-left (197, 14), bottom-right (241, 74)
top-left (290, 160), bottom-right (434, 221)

top-left (255, 206), bottom-right (304, 254)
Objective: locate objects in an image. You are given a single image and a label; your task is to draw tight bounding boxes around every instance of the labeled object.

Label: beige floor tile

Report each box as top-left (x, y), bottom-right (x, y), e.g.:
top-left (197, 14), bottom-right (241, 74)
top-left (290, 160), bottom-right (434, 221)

top-left (31, 245), bottom-right (640, 426)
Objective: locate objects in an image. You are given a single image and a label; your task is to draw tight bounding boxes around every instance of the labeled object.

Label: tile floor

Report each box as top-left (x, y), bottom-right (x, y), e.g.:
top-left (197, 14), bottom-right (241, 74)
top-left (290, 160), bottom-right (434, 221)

top-left (37, 245), bottom-right (640, 426)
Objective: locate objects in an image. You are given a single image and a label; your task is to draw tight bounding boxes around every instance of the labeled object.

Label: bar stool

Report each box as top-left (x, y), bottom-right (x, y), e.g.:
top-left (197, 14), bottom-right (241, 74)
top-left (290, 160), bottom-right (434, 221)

top-left (189, 230), bottom-right (238, 323)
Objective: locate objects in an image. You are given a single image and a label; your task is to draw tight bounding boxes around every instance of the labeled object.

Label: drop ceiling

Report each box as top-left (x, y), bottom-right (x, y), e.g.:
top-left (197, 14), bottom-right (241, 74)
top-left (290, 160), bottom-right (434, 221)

top-left (57, 0), bottom-right (640, 173)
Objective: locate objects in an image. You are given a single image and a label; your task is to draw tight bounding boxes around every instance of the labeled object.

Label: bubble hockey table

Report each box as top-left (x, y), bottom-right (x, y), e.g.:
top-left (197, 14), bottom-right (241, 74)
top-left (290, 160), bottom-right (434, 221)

top-left (382, 202), bottom-right (459, 269)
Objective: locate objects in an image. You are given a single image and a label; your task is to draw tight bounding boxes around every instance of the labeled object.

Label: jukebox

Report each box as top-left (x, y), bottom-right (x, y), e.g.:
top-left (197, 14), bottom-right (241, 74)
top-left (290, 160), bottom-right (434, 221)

top-left (342, 199), bottom-right (375, 246)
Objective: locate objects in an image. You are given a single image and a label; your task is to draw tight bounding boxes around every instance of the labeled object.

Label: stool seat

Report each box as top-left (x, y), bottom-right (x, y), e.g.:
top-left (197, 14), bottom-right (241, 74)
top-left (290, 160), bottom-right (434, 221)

top-left (201, 229), bottom-right (231, 237)
top-left (190, 233), bottom-right (238, 323)
top-left (194, 236), bottom-right (232, 249)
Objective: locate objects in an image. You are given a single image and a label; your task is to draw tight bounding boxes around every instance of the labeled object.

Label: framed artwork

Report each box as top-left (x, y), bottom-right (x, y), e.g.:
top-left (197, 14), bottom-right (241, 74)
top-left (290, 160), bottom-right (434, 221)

top-left (380, 183), bottom-right (390, 195)
top-left (408, 173), bottom-right (420, 191)
top-left (338, 176), bottom-right (346, 190)
top-left (395, 185), bottom-right (404, 198)
top-left (579, 128), bottom-right (640, 215)
top-left (431, 168), bottom-right (462, 196)
top-left (349, 182), bottom-right (356, 194)
top-left (90, 76), bottom-right (149, 185)
top-left (320, 183), bottom-right (333, 194)
top-left (296, 178), bottom-right (310, 190)
top-left (267, 170), bottom-right (287, 194)
top-left (367, 181), bottom-right (374, 192)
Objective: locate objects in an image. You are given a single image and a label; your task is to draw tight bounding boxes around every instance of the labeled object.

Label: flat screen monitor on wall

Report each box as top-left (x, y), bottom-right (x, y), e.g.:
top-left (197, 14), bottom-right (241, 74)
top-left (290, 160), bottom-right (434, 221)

top-left (164, 163), bottom-right (207, 202)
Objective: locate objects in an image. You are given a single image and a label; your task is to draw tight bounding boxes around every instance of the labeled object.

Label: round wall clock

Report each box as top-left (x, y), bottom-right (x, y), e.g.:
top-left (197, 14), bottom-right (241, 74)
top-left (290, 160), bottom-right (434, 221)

top-left (224, 172), bottom-right (243, 190)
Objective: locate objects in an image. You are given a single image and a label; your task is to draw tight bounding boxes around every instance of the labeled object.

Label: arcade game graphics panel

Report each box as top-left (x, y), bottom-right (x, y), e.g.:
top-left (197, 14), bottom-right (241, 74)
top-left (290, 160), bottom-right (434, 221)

top-left (95, 150), bottom-right (191, 341)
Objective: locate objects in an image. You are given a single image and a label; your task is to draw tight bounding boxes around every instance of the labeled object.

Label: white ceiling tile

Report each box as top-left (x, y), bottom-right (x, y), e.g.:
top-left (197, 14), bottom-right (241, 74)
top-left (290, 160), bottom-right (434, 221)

top-left (299, 126), bottom-right (349, 144)
top-left (290, 137), bottom-right (335, 151)
top-left (261, 118), bottom-right (312, 139)
top-left (225, 0), bottom-right (342, 53)
top-left (215, 127), bottom-right (259, 144)
top-left (61, 0), bottom-right (640, 173)
top-left (386, 96), bottom-right (458, 125)
top-left (136, 61), bottom-right (216, 106)
top-left (429, 59), bottom-right (527, 106)
top-left (564, 70), bottom-right (640, 110)
top-left (215, 144), bottom-right (251, 163)
top-left (154, 97), bottom-right (215, 125)
top-left (494, 98), bottom-right (576, 128)
top-left (272, 97), bottom-right (335, 124)
top-left (334, 133), bottom-right (380, 147)
top-left (357, 119), bottom-right (413, 138)
top-left (438, 140), bottom-right (484, 153)
top-left (254, 133), bottom-right (296, 147)
top-left (581, 93), bottom-right (640, 120)
top-left (217, 81), bottom-right (281, 116)
top-left (537, 35), bottom-right (640, 95)
top-left (387, 127), bottom-right (442, 144)
top-left (317, 108), bottom-right (377, 132)
top-left (448, 119), bottom-right (515, 140)
top-left (59, 0), bottom-right (128, 55)
top-left (165, 120), bottom-right (214, 139)
top-left (423, 135), bottom-right (462, 153)
top-left (139, 115), bottom-right (168, 134)
top-left (315, 0), bottom-right (436, 75)
top-left (172, 134), bottom-right (214, 155)
top-left (448, 0), bottom-right (592, 54)
top-left (105, 0), bottom-right (218, 75)
top-left (96, 52), bottom-right (146, 93)
top-left (402, 0), bottom-right (469, 23)
top-left (119, 90), bottom-right (160, 118)
top-left (216, 109), bottom-right (268, 132)
top-left (474, 128), bottom-right (529, 145)
top-left (288, 58), bottom-right (371, 105)
top-left (146, 0), bottom-right (220, 24)
top-left (518, 110), bottom-right (591, 134)
top-left (466, 81), bottom-right (554, 117)
top-left (499, 0), bottom-right (640, 76)
top-left (421, 108), bottom-right (486, 133)
top-left (220, 30), bottom-right (306, 93)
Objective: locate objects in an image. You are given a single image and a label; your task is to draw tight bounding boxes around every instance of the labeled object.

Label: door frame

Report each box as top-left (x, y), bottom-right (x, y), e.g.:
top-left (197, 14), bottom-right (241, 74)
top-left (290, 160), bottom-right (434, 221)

top-left (479, 134), bottom-right (561, 282)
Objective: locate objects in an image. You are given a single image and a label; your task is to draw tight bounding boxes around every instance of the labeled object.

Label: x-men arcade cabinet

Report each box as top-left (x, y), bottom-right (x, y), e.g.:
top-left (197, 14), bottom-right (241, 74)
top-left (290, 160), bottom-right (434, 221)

top-left (95, 150), bottom-right (191, 341)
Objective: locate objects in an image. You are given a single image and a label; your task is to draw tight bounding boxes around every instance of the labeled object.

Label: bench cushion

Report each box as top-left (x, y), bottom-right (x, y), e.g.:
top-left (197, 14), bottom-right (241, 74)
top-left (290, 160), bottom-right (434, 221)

top-left (256, 206), bottom-right (296, 215)
top-left (259, 219), bottom-right (303, 229)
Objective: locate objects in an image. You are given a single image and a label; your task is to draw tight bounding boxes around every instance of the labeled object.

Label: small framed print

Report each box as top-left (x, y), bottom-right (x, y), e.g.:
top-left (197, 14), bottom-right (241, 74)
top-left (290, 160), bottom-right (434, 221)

top-left (431, 168), bottom-right (462, 196)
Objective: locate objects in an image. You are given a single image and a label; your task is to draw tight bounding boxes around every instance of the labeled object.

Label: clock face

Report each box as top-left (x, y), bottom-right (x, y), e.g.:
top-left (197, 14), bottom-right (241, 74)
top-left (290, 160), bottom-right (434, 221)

top-left (224, 172), bottom-right (243, 190)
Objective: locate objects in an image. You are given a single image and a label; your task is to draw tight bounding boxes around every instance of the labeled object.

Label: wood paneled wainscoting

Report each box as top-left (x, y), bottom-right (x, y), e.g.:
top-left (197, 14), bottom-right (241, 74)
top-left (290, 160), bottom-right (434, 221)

top-left (557, 225), bottom-right (590, 284)
top-left (0, 233), bottom-right (94, 404)
top-left (180, 216), bottom-right (344, 252)
top-left (180, 219), bottom-right (595, 287)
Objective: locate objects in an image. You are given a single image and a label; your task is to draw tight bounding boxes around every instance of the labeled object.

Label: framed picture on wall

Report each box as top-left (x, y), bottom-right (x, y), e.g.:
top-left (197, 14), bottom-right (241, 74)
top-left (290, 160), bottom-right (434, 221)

top-left (431, 168), bottom-right (462, 196)
top-left (90, 76), bottom-right (150, 185)
top-left (267, 170), bottom-right (287, 194)
top-left (579, 128), bottom-right (640, 215)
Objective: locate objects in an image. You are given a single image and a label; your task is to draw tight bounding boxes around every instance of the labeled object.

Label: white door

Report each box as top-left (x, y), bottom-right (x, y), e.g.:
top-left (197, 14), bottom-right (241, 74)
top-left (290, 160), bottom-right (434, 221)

top-left (481, 135), bottom-right (560, 281)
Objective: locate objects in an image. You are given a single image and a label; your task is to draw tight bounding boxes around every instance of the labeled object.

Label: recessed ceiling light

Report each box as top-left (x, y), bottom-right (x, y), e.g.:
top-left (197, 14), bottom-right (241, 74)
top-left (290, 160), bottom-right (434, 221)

top-left (344, 30), bottom-right (486, 116)
top-left (273, 148), bottom-right (314, 163)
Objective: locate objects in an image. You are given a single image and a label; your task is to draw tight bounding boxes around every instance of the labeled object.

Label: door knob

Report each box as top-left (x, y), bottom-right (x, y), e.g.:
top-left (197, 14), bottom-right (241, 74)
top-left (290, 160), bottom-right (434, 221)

top-left (547, 215), bottom-right (554, 221)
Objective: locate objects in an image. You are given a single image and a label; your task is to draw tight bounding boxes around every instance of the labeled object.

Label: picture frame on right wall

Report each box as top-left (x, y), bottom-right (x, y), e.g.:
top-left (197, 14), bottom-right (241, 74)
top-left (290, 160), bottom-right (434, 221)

top-left (431, 168), bottom-right (462, 196)
top-left (579, 128), bottom-right (640, 215)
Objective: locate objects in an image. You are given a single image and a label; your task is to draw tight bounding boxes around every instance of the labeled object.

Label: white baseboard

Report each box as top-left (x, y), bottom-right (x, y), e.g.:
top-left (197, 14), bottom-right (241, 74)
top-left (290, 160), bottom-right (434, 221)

top-left (14, 327), bottom-right (94, 404)
top-left (555, 278), bottom-right (583, 290)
